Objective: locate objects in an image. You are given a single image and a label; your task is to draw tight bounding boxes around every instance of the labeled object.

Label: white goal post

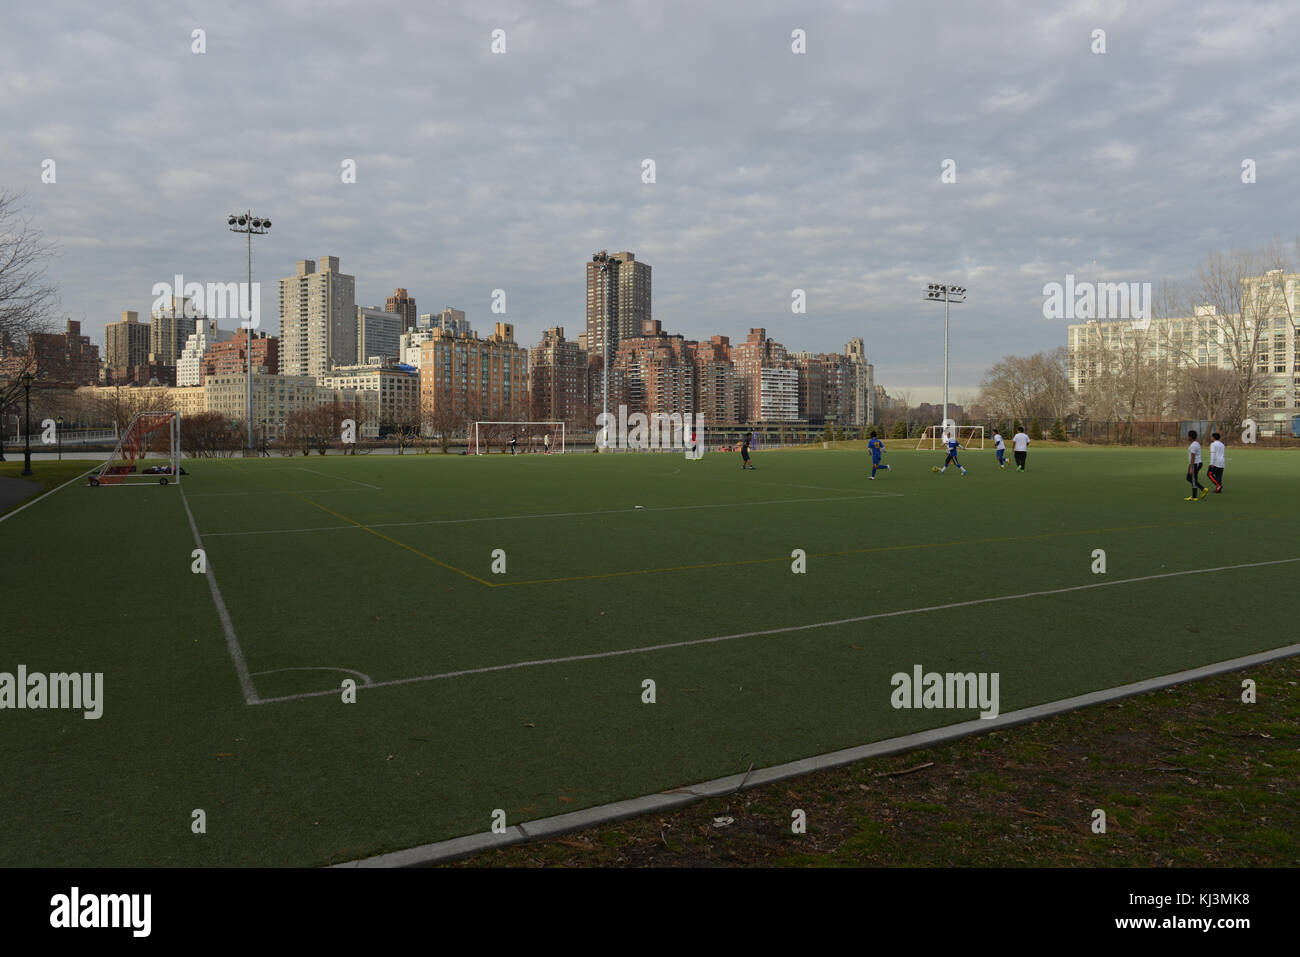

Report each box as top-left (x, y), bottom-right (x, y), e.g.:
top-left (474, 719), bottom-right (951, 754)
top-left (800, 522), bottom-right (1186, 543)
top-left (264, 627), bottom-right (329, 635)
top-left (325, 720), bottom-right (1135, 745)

top-left (90, 411), bottom-right (181, 486)
top-left (472, 421), bottom-right (565, 454)
top-left (915, 425), bottom-right (985, 450)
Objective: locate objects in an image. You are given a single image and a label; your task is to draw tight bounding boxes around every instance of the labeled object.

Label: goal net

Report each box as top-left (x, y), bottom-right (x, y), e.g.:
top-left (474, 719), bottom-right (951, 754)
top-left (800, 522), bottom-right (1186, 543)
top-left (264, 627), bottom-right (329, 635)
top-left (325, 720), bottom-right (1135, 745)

top-left (471, 421), bottom-right (565, 455)
top-left (916, 425), bottom-right (985, 450)
top-left (91, 411), bottom-right (181, 486)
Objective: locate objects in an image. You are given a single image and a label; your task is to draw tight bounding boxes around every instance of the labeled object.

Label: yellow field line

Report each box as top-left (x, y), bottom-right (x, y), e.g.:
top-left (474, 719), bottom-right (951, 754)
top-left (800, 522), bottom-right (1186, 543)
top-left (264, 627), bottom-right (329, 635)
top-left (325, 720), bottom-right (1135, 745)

top-left (493, 516), bottom-right (1245, 588)
top-left (290, 493), bottom-right (494, 587)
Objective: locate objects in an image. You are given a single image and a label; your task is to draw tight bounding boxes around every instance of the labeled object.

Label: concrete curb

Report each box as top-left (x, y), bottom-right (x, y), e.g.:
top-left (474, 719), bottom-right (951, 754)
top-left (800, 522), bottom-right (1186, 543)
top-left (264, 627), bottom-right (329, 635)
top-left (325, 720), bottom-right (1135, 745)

top-left (335, 641), bottom-right (1300, 868)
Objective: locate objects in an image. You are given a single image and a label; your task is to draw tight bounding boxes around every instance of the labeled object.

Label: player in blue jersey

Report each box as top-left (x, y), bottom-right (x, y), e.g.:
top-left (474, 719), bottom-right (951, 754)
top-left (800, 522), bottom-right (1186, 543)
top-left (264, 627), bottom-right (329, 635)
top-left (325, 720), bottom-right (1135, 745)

top-left (867, 431), bottom-right (890, 479)
top-left (937, 435), bottom-right (967, 475)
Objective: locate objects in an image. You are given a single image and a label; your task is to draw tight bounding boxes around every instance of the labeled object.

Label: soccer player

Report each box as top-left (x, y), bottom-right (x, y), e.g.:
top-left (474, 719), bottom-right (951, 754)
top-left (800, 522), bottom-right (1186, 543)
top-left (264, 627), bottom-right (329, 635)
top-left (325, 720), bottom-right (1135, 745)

top-left (740, 433), bottom-right (755, 470)
top-left (992, 429), bottom-right (1007, 469)
top-left (1185, 429), bottom-right (1206, 500)
top-left (1207, 432), bottom-right (1225, 493)
top-left (867, 431), bottom-right (890, 479)
top-left (1012, 426), bottom-right (1030, 471)
top-left (510, 433), bottom-right (518, 455)
top-left (544, 433), bottom-right (551, 455)
top-left (938, 435), bottom-right (967, 475)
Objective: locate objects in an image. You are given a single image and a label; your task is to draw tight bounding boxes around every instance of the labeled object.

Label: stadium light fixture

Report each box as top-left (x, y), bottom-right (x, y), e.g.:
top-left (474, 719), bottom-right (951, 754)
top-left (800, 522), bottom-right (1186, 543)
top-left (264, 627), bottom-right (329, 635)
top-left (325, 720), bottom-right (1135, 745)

top-left (228, 210), bottom-right (272, 451)
top-left (922, 283), bottom-right (968, 439)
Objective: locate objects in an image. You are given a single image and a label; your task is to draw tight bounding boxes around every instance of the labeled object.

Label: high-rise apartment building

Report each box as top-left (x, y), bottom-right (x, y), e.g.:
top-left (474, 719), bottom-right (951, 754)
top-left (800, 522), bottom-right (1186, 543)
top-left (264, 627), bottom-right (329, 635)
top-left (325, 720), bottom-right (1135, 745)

top-left (105, 311), bottom-right (151, 374)
top-left (279, 256), bottom-right (357, 377)
top-left (177, 320), bottom-right (233, 387)
top-left (356, 306), bottom-right (404, 364)
top-left (690, 335), bottom-right (737, 425)
top-left (385, 288), bottom-right (417, 332)
top-left (586, 250), bottom-right (651, 362)
top-left (609, 319), bottom-right (694, 418)
top-left (201, 330), bottom-right (279, 382)
top-left (418, 307), bottom-right (470, 336)
top-left (418, 322), bottom-right (527, 421)
top-left (529, 326), bottom-right (588, 426)
top-left (150, 297), bottom-right (200, 367)
top-left (732, 328), bottom-right (790, 422)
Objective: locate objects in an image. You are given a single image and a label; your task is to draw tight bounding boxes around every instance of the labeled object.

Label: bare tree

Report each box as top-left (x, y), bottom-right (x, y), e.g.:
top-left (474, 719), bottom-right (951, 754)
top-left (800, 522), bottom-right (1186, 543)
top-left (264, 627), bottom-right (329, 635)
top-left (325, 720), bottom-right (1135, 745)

top-left (0, 191), bottom-right (61, 459)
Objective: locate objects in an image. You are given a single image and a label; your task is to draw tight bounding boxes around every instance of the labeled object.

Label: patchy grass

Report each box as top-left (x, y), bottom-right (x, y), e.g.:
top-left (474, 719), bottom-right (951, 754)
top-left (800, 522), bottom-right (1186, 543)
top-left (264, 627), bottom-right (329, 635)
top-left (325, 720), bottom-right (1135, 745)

top-left (448, 657), bottom-right (1300, 867)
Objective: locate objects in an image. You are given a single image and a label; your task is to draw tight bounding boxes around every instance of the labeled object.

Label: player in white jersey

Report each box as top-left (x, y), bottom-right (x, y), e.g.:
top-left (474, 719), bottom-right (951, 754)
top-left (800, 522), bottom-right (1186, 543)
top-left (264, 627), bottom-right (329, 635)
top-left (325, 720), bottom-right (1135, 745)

top-left (1207, 432), bottom-right (1226, 493)
top-left (992, 430), bottom-right (1007, 468)
top-left (1184, 429), bottom-right (1207, 500)
top-left (1012, 426), bottom-right (1030, 471)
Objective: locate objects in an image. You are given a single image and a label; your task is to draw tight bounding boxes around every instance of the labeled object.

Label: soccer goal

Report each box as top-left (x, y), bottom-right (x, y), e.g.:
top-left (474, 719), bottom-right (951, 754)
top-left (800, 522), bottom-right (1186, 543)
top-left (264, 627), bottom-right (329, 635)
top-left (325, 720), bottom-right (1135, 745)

top-left (471, 421), bottom-right (565, 454)
top-left (91, 411), bottom-right (181, 486)
top-left (915, 425), bottom-right (985, 450)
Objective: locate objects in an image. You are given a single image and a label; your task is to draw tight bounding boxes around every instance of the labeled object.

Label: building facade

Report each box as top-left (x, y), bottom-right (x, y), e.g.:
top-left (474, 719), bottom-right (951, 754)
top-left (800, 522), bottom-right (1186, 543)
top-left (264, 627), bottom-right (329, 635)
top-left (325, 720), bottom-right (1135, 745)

top-left (529, 326), bottom-right (588, 426)
top-left (586, 250), bottom-right (651, 363)
top-left (385, 288), bottom-right (417, 332)
top-left (418, 322), bottom-right (528, 422)
top-left (356, 306), bottom-right (404, 364)
top-left (279, 256), bottom-right (357, 377)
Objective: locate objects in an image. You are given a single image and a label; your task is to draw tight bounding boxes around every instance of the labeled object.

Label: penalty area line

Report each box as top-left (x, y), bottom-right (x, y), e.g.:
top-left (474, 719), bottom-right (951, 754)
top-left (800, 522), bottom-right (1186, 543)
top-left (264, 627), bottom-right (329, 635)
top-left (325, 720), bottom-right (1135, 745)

top-left (251, 554), bottom-right (1300, 705)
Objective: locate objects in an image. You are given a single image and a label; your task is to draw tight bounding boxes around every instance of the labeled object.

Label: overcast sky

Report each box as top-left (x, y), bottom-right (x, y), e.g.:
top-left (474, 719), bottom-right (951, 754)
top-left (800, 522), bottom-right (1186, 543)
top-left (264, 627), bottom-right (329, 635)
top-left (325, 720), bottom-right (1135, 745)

top-left (2, 0), bottom-right (1297, 402)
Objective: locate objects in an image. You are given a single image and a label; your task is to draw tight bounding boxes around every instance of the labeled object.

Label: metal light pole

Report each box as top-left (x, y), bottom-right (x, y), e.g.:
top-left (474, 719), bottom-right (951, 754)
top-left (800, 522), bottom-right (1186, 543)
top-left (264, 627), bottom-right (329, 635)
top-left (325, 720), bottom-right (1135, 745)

top-left (593, 254), bottom-right (614, 448)
top-left (228, 211), bottom-right (271, 450)
top-left (923, 283), bottom-right (967, 438)
top-left (56, 415), bottom-right (63, 461)
top-left (20, 372), bottom-right (33, 476)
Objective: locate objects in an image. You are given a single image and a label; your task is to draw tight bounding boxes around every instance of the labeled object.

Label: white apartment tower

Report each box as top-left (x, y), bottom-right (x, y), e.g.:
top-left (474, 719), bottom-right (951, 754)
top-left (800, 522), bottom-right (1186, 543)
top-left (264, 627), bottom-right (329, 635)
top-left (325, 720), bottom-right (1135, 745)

top-left (279, 256), bottom-right (357, 377)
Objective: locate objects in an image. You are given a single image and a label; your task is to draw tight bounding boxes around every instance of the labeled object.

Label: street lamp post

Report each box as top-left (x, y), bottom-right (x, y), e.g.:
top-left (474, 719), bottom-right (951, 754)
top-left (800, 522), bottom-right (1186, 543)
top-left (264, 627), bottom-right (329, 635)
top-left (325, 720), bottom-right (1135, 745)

top-left (20, 372), bottom-right (34, 476)
top-left (923, 283), bottom-right (967, 439)
top-left (227, 211), bottom-right (271, 451)
top-left (56, 415), bottom-right (63, 461)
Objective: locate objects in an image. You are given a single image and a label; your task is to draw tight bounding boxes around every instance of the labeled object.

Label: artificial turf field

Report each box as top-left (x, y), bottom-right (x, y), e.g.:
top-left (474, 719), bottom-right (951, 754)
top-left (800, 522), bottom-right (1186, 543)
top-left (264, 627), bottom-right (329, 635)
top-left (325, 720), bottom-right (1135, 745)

top-left (1, 441), bottom-right (1296, 866)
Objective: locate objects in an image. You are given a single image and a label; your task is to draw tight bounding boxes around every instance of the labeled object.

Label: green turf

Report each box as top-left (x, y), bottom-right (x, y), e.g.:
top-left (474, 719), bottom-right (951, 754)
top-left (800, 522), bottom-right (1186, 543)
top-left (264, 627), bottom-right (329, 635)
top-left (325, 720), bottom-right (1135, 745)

top-left (0, 443), bottom-right (1295, 866)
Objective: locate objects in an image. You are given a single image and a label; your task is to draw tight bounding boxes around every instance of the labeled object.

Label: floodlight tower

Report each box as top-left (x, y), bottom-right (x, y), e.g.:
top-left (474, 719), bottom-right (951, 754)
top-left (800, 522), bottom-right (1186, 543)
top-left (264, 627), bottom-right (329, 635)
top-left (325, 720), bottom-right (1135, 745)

top-left (593, 253), bottom-right (615, 447)
top-left (227, 211), bottom-right (271, 450)
top-left (923, 283), bottom-right (967, 438)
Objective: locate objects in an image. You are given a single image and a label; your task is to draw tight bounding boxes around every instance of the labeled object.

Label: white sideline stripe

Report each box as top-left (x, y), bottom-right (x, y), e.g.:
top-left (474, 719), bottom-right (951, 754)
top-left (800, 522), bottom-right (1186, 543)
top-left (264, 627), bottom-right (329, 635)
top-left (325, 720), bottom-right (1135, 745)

top-left (0, 464), bottom-right (99, 524)
top-left (184, 487), bottom-right (377, 498)
top-left (251, 554), bottom-right (1300, 705)
top-left (295, 466), bottom-right (381, 489)
top-left (200, 494), bottom-right (874, 538)
top-left (340, 638), bottom-right (1300, 867)
top-left (181, 487), bottom-right (259, 705)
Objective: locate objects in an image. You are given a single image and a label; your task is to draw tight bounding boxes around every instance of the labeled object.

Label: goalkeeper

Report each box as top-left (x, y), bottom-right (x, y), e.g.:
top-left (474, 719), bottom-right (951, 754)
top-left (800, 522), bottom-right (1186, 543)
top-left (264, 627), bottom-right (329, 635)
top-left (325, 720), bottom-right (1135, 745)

top-left (867, 431), bottom-right (890, 479)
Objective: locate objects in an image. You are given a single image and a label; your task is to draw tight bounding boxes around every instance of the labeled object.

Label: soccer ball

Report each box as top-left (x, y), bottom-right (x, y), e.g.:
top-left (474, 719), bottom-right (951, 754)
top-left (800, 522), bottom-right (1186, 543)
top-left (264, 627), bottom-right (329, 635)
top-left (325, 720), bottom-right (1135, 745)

top-left (931, 466), bottom-right (940, 472)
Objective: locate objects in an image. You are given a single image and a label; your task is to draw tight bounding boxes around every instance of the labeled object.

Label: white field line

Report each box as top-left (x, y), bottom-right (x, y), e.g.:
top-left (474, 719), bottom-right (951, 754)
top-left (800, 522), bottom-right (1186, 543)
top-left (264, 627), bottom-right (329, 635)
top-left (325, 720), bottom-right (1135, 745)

top-left (181, 487), bottom-right (259, 704)
top-left (294, 466), bottom-right (381, 489)
top-left (0, 464), bottom-right (99, 524)
top-left (182, 487), bottom-right (378, 498)
top-left (201, 494), bottom-right (874, 538)
top-left (250, 555), bottom-right (1300, 705)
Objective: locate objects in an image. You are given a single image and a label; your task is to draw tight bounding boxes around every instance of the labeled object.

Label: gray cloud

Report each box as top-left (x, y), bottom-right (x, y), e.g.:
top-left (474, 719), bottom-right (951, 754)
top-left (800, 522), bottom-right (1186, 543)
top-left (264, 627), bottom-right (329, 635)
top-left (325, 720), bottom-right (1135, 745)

top-left (1, 0), bottom-right (1297, 399)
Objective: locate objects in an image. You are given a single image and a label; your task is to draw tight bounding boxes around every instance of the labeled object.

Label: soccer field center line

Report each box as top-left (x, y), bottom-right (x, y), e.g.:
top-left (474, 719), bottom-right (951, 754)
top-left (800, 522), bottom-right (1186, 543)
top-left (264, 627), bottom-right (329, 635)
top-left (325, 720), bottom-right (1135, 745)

top-left (198, 493), bottom-right (874, 538)
top-left (490, 514), bottom-right (1249, 587)
top-left (180, 486), bottom-right (260, 705)
top-left (287, 491), bottom-right (495, 587)
top-left (251, 554), bottom-right (1300, 705)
